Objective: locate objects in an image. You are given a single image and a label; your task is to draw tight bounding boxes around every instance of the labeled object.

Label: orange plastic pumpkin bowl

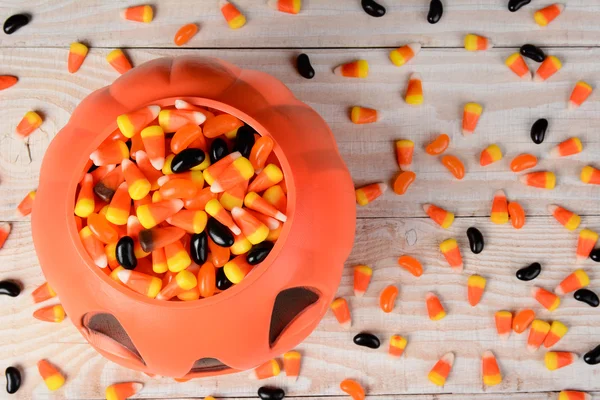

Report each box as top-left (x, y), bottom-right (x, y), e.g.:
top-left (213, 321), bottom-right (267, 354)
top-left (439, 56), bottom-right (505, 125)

top-left (31, 56), bottom-right (356, 378)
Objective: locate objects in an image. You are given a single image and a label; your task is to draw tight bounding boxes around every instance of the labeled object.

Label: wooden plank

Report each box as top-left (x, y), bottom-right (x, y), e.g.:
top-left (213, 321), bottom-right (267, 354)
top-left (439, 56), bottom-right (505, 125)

top-left (1, 1), bottom-right (600, 48)
top-left (0, 47), bottom-right (599, 221)
top-left (2, 216), bottom-right (600, 399)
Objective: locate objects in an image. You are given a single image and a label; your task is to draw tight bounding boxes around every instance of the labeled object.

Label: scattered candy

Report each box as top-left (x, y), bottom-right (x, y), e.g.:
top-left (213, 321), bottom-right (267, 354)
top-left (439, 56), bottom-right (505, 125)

top-left (555, 269), bottom-right (589, 296)
top-left (333, 60), bottom-right (369, 78)
top-left (550, 137), bottom-right (583, 157)
top-left (68, 42), bottom-right (88, 73)
top-left (427, 0), bottom-right (443, 23)
top-left (527, 320), bottom-right (550, 352)
top-left (584, 344), bottom-right (600, 365)
top-left (509, 0), bottom-right (531, 12)
top-left (340, 379), bottom-right (365, 400)
top-left (423, 204), bottom-right (454, 229)
top-left (464, 34), bottom-right (492, 51)
top-left (330, 297), bottom-right (351, 328)
top-left (441, 155), bottom-right (465, 180)
top-left (32, 282), bottom-right (56, 303)
top-left (5, 366), bottom-right (21, 394)
top-left (534, 3), bottom-right (565, 27)
top-left (220, 0), bottom-right (247, 29)
top-left (530, 118), bottom-right (548, 144)
top-left (0, 280), bottom-right (20, 297)
top-left (389, 335), bottom-right (407, 358)
top-left (355, 182), bottom-right (386, 206)
top-left (513, 309), bottom-right (535, 333)
top-left (250, 359), bottom-right (281, 380)
top-left (516, 262), bottom-right (541, 281)
top-left (389, 43), bottom-right (421, 67)
top-left (361, 0), bottom-right (386, 17)
top-left (122, 5), bottom-right (153, 23)
top-left (392, 171), bottom-right (416, 195)
top-left (576, 229), bottom-right (599, 263)
top-left (581, 165), bottom-right (600, 185)
top-left (425, 134), bottom-right (450, 155)
top-left (353, 332), bottom-right (380, 349)
top-left (532, 286), bottom-right (560, 311)
top-left (508, 201), bottom-right (526, 229)
top-left (519, 171), bottom-right (556, 189)
top-left (466, 227), bottom-right (484, 254)
top-left (105, 382), bottom-right (144, 400)
top-left (258, 386), bottom-right (285, 400)
top-left (268, 0), bottom-right (301, 14)
top-left (544, 321), bottom-right (568, 348)
top-left (106, 49), bottom-right (132, 74)
top-left (17, 190), bottom-right (36, 217)
top-left (534, 55), bottom-right (562, 82)
top-left (468, 275), bottom-right (486, 307)
top-left (462, 103), bottom-right (483, 136)
top-left (545, 351), bottom-right (576, 371)
top-left (16, 111), bottom-right (42, 139)
top-left (350, 106), bottom-right (378, 124)
top-left (426, 292), bottom-right (446, 321)
top-left (283, 350), bottom-right (301, 381)
top-left (397, 255), bottom-right (423, 277)
top-left (33, 304), bottom-right (65, 323)
top-left (440, 238), bottom-right (463, 272)
top-left (574, 289), bottom-right (599, 308)
top-left (174, 23), bottom-right (199, 46)
top-left (353, 265), bottom-right (372, 297)
top-left (0, 75), bottom-right (17, 91)
top-left (548, 205), bottom-right (581, 231)
top-left (510, 153), bottom-right (538, 172)
top-left (520, 44), bottom-right (545, 62)
top-left (0, 222), bottom-right (10, 249)
top-left (482, 350), bottom-right (502, 386)
top-left (404, 73), bottom-right (423, 106)
top-left (37, 359), bottom-right (65, 391)
top-left (428, 352), bottom-right (454, 386)
top-left (591, 248), bottom-right (600, 263)
top-left (495, 311), bottom-right (512, 340)
top-left (480, 144), bottom-right (503, 167)
top-left (296, 53), bottom-right (314, 79)
top-left (490, 189), bottom-right (509, 224)
top-left (569, 81), bottom-right (593, 110)
top-left (505, 53), bottom-right (531, 80)
top-left (558, 391), bottom-right (591, 400)
top-left (379, 285), bottom-right (399, 313)
top-left (3, 13), bottom-right (30, 34)
top-left (395, 139), bottom-right (414, 170)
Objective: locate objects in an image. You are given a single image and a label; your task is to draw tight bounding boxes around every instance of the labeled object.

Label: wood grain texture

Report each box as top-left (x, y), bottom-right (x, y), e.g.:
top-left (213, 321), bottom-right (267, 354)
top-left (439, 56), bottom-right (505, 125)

top-left (0, 47), bottom-right (599, 221)
top-left (0, 0), bottom-right (600, 48)
top-left (2, 216), bottom-right (599, 399)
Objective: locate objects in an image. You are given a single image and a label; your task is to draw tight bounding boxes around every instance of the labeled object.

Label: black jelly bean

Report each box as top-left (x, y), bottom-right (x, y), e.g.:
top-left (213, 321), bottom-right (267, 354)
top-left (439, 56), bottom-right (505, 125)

top-left (207, 218), bottom-right (234, 247)
top-left (508, 0), bottom-right (531, 12)
top-left (574, 288), bottom-right (599, 308)
top-left (5, 366), bottom-right (21, 394)
top-left (247, 242), bottom-right (274, 265)
top-left (210, 138), bottom-right (229, 164)
top-left (590, 248), bottom-right (600, 263)
top-left (516, 262), bottom-right (541, 281)
top-left (361, 0), bottom-right (386, 17)
top-left (520, 44), bottom-right (546, 62)
top-left (427, 0), bottom-right (443, 24)
top-left (258, 386), bottom-right (285, 400)
top-left (233, 125), bottom-right (256, 158)
top-left (171, 148), bottom-right (205, 173)
top-left (116, 236), bottom-right (137, 270)
top-left (0, 280), bottom-right (21, 297)
top-left (353, 332), bottom-right (380, 349)
top-left (4, 14), bottom-right (30, 35)
top-left (584, 344), bottom-right (600, 365)
top-left (466, 227), bottom-right (484, 254)
top-left (296, 53), bottom-right (315, 79)
top-left (530, 118), bottom-right (548, 144)
top-left (190, 232), bottom-right (208, 265)
top-left (216, 267), bottom-right (234, 291)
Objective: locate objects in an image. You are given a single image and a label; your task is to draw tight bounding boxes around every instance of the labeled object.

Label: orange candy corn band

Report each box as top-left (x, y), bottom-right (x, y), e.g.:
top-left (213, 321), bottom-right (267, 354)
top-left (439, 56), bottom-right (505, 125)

top-left (388, 335), bottom-right (407, 358)
top-left (37, 359), bottom-right (66, 391)
top-left (268, 0), bottom-right (302, 14)
top-left (545, 351), bottom-right (576, 371)
top-left (353, 265), bottom-right (372, 297)
top-left (482, 350), bottom-right (502, 386)
top-left (426, 292), bottom-right (446, 321)
top-left (32, 282), bottom-right (57, 303)
top-left (550, 137), bottom-right (583, 158)
top-left (16, 111), bottom-right (43, 139)
top-left (464, 34), bottom-right (492, 51)
top-left (569, 81), bottom-right (593, 110)
top-left (440, 238), bottom-right (463, 272)
top-left (68, 42), bottom-right (89, 73)
top-left (548, 205), bottom-right (581, 231)
top-left (250, 359), bottom-right (280, 379)
top-left (330, 297), bottom-right (351, 328)
top-left (576, 229), bottom-right (599, 262)
top-left (220, 0), bottom-right (247, 29)
top-left (106, 49), bottom-right (133, 74)
top-left (532, 286), bottom-right (560, 311)
top-left (467, 275), bottom-right (486, 307)
top-left (350, 106), bottom-right (378, 124)
top-left (544, 320), bottom-right (568, 348)
top-left (581, 166), bottom-right (600, 185)
top-left (121, 5), bottom-right (154, 23)
top-left (495, 310), bottom-right (512, 340)
top-left (534, 3), bottom-right (565, 27)
top-left (404, 73), bottom-right (423, 106)
top-left (428, 352), bottom-right (454, 386)
top-left (520, 171), bottom-right (556, 189)
top-left (534, 56), bottom-right (562, 82)
top-left (0, 75), bottom-right (18, 90)
top-left (527, 319), bottom-right (550, 352)
top-left (555, 269), bottom-right (590, 295)
top-left (283, 350), bottom-right (301, 381)
top-left (490, 189), bottom-right (508, 225)
top-left (462, 102), bottom-right (483, 135)
top-left (423, 204), bottom-right (454, 229)
top-left (334, 60), bottom-right (369, 78)
top-left (389, 43), bottom-right (421, 67)
top-left (33, 304), bottom-right (66, 323)
top-left (559, 391), bottom-right (591, 400)
top-left (505, 53), bottom-right (530, 80)
top-left (355, 182), bottom-right (386, 206)
top-left (480, 144), bottom-right (503, 166)
top-left (106, 382), bottom-right (144, 400)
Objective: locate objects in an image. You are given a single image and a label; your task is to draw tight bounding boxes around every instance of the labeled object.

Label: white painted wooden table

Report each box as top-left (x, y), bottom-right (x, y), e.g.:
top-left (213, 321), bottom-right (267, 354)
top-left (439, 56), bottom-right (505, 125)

top-left (0, 1), bottom-right (599, 399)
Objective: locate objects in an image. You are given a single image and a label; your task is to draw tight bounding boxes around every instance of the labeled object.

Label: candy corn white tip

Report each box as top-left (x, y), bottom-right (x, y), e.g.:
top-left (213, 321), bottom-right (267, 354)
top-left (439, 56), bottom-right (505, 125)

top-left (408, 43), bottom-right (422, 55)
top-left (148, 105), bottom-right (161, 117)
top-left (340, 320), bottom-right (351, 329)
top-left (568, 101), bottom-right (579, 110)
top-left (555, 286), bottom-right (566, 296)
top-left (96, 255), bottom-right (108, 268)
top-left (333, 66), bottom-right (344, 76)
top-left (422, 204), bottom-right (432, 213)
top-left (117, 269), bottom-right (132, 283)
top-left (400, 163), bottom-right (412, 171)
top-left (527, 345), bottom-right (539, 353)
top-left (174, 99), bottom-right (190, 110)
top-left (219, 0), bottom-right (231, 7)
top-left (157, 176), bottom-right (169, 186)
top-left (275, 212), bottom-right (287, 222)
top-left (575, 255), bottom-right (586, 264)
top-left (287, 375), bottom-right (299, 383)
top-left (378, 183), bottom-right (388, 193)
top-left (150, 158), bottom-right (165, 171)
top-left (409, 72), bottom-right (422, 81)
top-left (354, 290), bottom-right (365, 297)
top-left (498, 333), bottom-right (510, 341)
top-left (210, 182), bottom-right (223, 193)
top-left (494, 189), bottom-right (506, 197)
top-left (441, 352), bottom-right (455, 366)
top-left (533, 74), bottom-right (544, 83)
top-left (482, 350), bottom-right (495, 358)
top-left (452, 264), bottom-right (464, 273)
top-left (462, 129), bottom-right (474, 136)
top-left (191, 111), bottom-right (207, 125)
top-left (547, 204), bottom-right (558, 214)
top-left (231, 226), bottom-right (242, 235)
top-left (521, 72), bottom-right (532, 81)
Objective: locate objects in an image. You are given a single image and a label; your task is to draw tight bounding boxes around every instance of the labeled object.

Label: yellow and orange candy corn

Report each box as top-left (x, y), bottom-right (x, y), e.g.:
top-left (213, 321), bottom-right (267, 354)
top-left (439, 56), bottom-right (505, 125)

top-left (137, 199), bottom-right (184, 229)
top-left (520, 171), bottom-right (556, 189)
top-left (462, 102), bottom-right (483, 136)
top-left (268, 0), bottom-right (301, 14)
top-left (206, 199), bottom-right (241, 235)
top-left (17, 190), bottom-right (36, 217)
top-left (220, 0), bottom-right (246, 29)
top-left (231, 206), bottom-right (268, 244)
top-left (423, 204), bottom-right (454, 229)
top-left (37, 359), bottom-right (65, 391)
top-left (397, 255), bottom-right (423, 277)
top-left (350, 106), bottom-right (378, 124)
top-left (480, 144), bottom-right (503, 166)
top-left (510, 153), bottom-right (538, 172)
top-left (203, 152), bottom-right (241, 185)
top-left (263, 185), bottom-right (287, 213)
top-left (105, 182), bottom-right (131, 225)
top-left (428, 352), bottom-right (454, 386)
top-left (117, 105), bottom-right (160, 139)
top-left (513, 309), bottom-right (535, 333)
top-left (425, 133), bottom-right (450, 155)
top-left (388, 335), bottom-right (407, 358)
top-left (508, 201), bottom-right (526, 229)
top-left (174, 23), bottom-right (199, 46)
top-left (389, 43), bottom-right (421, 67)
top-left (16, 111), bottom-right (42, 139)
top-left (548, 205), bottom-right (581, 231)
top-left (534, 3), bottom-right (565, 27)
top-left (244, 192), bottom-right (286, 222)
top-left (221, 181), bottom-right (248, 211)
top-left (283, 350), bottom-right (301, 381)
top-left (151, 248), bottom-right (168, 273)
top-left (122, 5), bottom-right (153, 23)
top-left (464, 34), bottom-right (492, 51)
top-left (68, 42), bottom-right (88, 73)
top-left (80, 226), bottom-right (107, 268)
top-left (468, 275), bottom-right (486, 307)
top-left (576, 229), bottom-right (599, 263)
top-left (106, 49), bottom-right (132, 74)
top-left (164, 239), bottom-right (192, 272)
top-left (156, 269), bottom-right (197, 300)
top-left (166, 209), bottom-right (208, 234)
top-left (224, 254), bottom-right (253, 283)
top-left (552, 136), bottom-right (584, 158)
top-left (211, 157), bottom-right (255, 193)
top-left (32, 282), bottom-right (56, 303)
top-left (333, 60), bottom-right (369, 78)
top-left (75, 173), bottom-right (95, 218)
top-left (534, 56), bottom-right (562, 82)
top-left (118, 270), bottom-right (162, 298)
top-left (395, 139), bottom-right (414, 170)
top-left (426, 292), bottom-right (446, 321)
top-left (505, 53), bottom-right (530, 80)
top-left (555, 269), bottom-right (590, 295)
top-left (249, 136), bottom-right (274, 170)
top-left (440, 238), bottom-right (463, 272)
top-left (247, 163), bottom-right (282, 193)
top-left (559, 391), bottom-right (591, 400)
top-left (441, 155), bottom-right (465, 180)
top-left (340, 379), bottom-right (365, 400)
top-left (33, 304), bottom-right (66, 323)
top-left (532, 286), bottom-right (560, 311)
top-left (159, 109), bottom-right (206, 133)
top-left (122, 159), bottom-right (151, 200)
top-left (250, 359), bottom-right (280, 380)
top-left (379, 285), bottom-right (399, 313)
top-left (392, 171), bottom-right (416, 195)
top-left (353, 264), bottom-right (372, 297)
top-left (355, 182), bottom-right (386, 206)
top-left (495, 310), bottom-right (512, 340)
top-left (482, 350), bottom-right (502, 386)
top-left (527, 319), bottom-right (550, 352)
top-left (490, 189), bottom-right (509, 225)
top-left (581, 165), bottom-right (600, 185)
top-left (545, 351), bottom-right (577, 371)
top-left (404, 73), bottom-right (423, 106)
top-left (0, 75), bottom-right (17, 91)
top-left (106, 382), bottom-right (144, 400)
top-left (544, 320), bottom-right (568, 348)
top-left (330, 297), bottom-right (351, 328)
top-left (569, 81), bottom-right (593, 110)
top-left (90, 140), bottom-right (129, 166)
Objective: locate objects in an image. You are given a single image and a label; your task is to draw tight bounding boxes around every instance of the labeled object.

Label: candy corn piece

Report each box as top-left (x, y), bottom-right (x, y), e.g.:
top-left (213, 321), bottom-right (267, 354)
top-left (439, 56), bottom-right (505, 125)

top-left (211, 157), bottom-right (255, 193)
top-left (355, 182), bottom-right (386, 206)
top-left (350, 106), bottom-right (378, 124)
top-left (426, 292), bottom-right (446, 321)
top-left (106, 49), bottom-right (132, 74)
top-left (220, 0), bottom-right (246, 29)
top-left (462, 103), bottom-right (483, 136)
top-left (547, 205), bottom-right (581, 231)
top-left (244, 192), bottom-right (286, 222)
top-left (37, 360), bottom-right (65, 391)
top-left (117, 270), bottom-right (162, 298)
top-left (482, 350), bottom-right (502, 386)
top-left (268, 0), bottom-right (301, 14)
top-left (576, 229), bottom-right (599, 263)
top-left (333, 60), bottom-right (369, 78)
top-left (16, 111), bottom-right (42, 139)
top-left (105, 182), bottom-right (131, 225)
top-left (32, 282), bottom-right (57, 303)
top-left (94, 165), bottom-right (124, 202)
top-left (389, 335), bottom-right (407, 358)
top-left (121, 159), bottom-right (151, 200)
top-left (541, 321), bottom-right (568, 349)
top-left (0, 75), bottom-right (17, 91)
top-left (559, 391), bottom-right (591, 400)
top-left (550, 137), bottom-right (583, 158)
top-left (534, 3), bottom-right (565, 26)
top-left (283, 351), bottom-right (301, 381)
top-left (513, 309), bottom-right (535, 334)
top-left (495, 311), bottom-right (512, 340)
top-left (231, 207), bottom-right (268, 244)
top-left (404, 73), bottom-right (423, 106)
top-left (250, 359), bottom-right (280, 379)
top-left (166, 209), bottom-right (208, 234)
top-left (581, 166), bottom-right (600, 185)
top-left (164, 240), bottom-right (192, 272)
top-left (490, 189), bottom-right (509, 224)
top-left (527, 320), bottom-right (551, 352)
top-left (556, 269), bottom-right (590, 295)
top-left (423, 204), bottom-right (454, 229)
top-left (263, 185), bottom-right (286, 213)
top-left (248, 163), bottom-right (282, 193)
top-left (75, 174), bottom-right (95, 218)
top-left (389, 43), bottom-right (421, 67)
top-left (534, 56), bottom-right (562, 82)
top-left (17, 190), bottom-right (36, 217)
top-left (156, 269), bottom-right (197, 300)
top-left (464, 34), bottom-right (492, 51)
top-left (468, 275), bottom-right (486, 307)
top-left (353, 265), bottom-right (372, 297)
top-left (158, 110), bottom-right (206, 133)
top-left (569, 81), bottom-right (593, 110)
top-left (395, 139), bottom-right (414, 170)
top-left (428, 352), bottom-right (454, 386)
top-left (122, 4), bottom-right (153, 22)
top-left (80, 226), bottom-right (108, 268)
top-left (440, 239), bottom-right (463, 272)
top-left (117, 105), bottom-right (160, 139)
top-left (224, 254), bottom-right (253, 283)
top-left (206, 199), bottom-right (241, 235)
top-left (68, 42), bottom-right (88, 73)
top-left (203, 152), bottom-right (241, 185)
top-left (90, 140), bottom-right (129, 166)
top-left (33, 304), bottom-right (66, 323)
top-left (505, 53), bottom-right (531, 80)
top-left (151, 248), bottom-right (168, 273)
top-left (106, 382), bottom-right (144, 400)
top-left (532, 286), bottom-right (560, 311)
top-left (480, 144), bottom-right (503, 166)
top-left (330, 297), bottom-right (351, 328)
top-left (137, 199), bottom-right (184, 229)
top-left (545, 351), bottom-right (577, 371)
top-left (520, 171), bottom-right (556, 189)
